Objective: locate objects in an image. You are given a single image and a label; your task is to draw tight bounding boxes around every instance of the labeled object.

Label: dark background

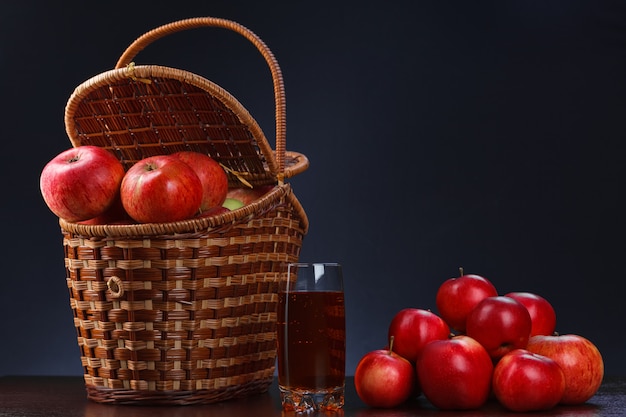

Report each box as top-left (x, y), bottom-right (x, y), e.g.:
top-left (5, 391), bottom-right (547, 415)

top-left (1, 1), bottom-right (624, 378)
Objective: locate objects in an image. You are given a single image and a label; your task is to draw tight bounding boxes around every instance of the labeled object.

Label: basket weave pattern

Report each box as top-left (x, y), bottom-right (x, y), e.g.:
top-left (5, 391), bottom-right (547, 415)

top-left (70, 76), bottom-right (269, 180)
top-left (64, 195), bottom-right (304, 403)
top-left (58, 17), bottom-right (308, 405)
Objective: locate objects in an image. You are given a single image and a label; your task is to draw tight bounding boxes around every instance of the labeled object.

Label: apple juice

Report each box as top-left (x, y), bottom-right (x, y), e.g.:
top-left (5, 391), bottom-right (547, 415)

top-left (277, 290), bottom-right (346, 390)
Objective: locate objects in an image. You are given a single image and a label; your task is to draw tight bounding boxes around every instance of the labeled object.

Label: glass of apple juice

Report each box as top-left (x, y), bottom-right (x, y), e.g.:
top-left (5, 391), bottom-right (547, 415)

top-left (277, 262), bottom-right (346, 413)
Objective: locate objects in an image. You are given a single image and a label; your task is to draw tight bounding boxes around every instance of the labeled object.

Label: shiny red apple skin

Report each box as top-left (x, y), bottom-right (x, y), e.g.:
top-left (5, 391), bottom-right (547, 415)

top-left (40, 145), bottom-right (125, 222)
top-left (435, 273), bottom-right (498, 332)
top-left (417, 335), bottom-right (493, 410)
top-left (466, 296), bottom-right (532, 360)
top-left (354, 343), bottom-right (416, 408)
top-left (493, 349), bottom-right (565, 412)
top-left (505, 291), bottom-right (557, 336)
top-left (120, 155), bottom-right (203, 223)
top-left (387, 308), bottom-right (450, 363)
top-left (172, 151), bottom-right (228, 211)
top-left (526, 334), bottom-right (604, 405)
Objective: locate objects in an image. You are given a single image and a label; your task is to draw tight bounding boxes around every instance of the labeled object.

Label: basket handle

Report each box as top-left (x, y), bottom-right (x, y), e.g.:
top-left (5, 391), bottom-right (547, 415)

top-left (115, 17), bottom-right (288, 182)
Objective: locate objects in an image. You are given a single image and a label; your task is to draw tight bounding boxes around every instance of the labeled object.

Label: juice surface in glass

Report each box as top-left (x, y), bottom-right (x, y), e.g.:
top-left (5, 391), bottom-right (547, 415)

top-left (277, 290), bottom-right (346, 390)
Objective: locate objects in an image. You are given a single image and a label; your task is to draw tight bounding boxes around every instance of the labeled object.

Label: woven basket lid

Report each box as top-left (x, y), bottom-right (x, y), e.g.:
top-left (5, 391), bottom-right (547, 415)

top-left (64, 17), bottom-right (308, 188)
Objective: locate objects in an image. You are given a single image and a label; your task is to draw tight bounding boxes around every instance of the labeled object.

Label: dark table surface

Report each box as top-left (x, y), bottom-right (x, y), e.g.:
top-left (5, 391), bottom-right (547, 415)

top-left (0, 375), bottom-right (624, 416)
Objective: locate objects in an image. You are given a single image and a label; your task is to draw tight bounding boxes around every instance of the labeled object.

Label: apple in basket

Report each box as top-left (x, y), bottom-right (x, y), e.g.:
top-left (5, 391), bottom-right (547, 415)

top-left (222, 197), bottom-right (245, 211)
top-left (226, 184), bottom-right (275, 205)
top-left (39, 145), bottom-right (125, 222)
top-left (172, 151), bottom-right (228, 212)
top-left (120, 155), bottom-right (203, 223)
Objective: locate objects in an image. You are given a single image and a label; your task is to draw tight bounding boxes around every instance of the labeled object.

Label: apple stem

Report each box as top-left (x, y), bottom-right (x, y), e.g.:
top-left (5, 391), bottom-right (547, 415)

top-left (459, 267), bottom-right (464, 277)
top-left (388, 336), bottom-right (395, 355)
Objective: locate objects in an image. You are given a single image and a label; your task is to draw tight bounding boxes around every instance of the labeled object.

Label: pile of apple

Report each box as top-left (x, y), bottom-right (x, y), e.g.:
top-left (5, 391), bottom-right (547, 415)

top-left (39, 145), bottom-right (273, 224)
top-left (354, 269), bottom-right (604, 412)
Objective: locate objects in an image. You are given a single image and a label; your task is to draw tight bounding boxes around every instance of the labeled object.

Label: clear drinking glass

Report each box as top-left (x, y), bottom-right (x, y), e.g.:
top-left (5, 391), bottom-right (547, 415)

top-left (277, 262), bottom-right (346, 413)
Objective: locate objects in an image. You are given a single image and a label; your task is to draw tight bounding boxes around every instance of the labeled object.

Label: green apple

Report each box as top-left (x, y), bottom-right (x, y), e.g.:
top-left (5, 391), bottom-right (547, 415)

top-left (222, 197), bottom-right (244, 211)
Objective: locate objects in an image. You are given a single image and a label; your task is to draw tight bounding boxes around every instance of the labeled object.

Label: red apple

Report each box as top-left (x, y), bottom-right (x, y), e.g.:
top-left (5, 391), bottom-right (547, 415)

top-left (354, 337), bottom-right (416, 408)
top-left (226, 184), bottom-right (274, 205)
top-left (417, 335), bottom-right (493, 410)
top-left (466, 296), bottom-right (532, 360)
top-left (40, 145), bottom-right (125, 222)
top-left (526, 334), bottom-right (604, 405)
top-left (172, 151), bottom-right (228, 211)
top-left (387, 308), bottom-right (450, 363)
top-left (120, 155), bottom-right (203, 223)
top-left (493, 349), bottom-right (565, 412)
top-left (505, 291), bottom-right (557, 336)
top-left (435, 269), bottom-right (498, 332)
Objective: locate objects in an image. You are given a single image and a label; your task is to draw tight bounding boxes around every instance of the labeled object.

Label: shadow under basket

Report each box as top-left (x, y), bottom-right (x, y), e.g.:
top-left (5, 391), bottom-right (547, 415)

top-left (58, 17), bottom-right (309, 405)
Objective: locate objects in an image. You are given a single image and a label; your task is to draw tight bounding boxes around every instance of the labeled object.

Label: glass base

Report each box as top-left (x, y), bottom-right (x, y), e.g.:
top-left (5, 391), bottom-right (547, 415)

top-left (279, 384), bottom-right (344, 413)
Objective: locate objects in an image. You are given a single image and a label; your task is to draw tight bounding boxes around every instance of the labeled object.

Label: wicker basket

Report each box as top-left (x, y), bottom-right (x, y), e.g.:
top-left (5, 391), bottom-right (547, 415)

top-left (58, 17), bottom-right (309, 405)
